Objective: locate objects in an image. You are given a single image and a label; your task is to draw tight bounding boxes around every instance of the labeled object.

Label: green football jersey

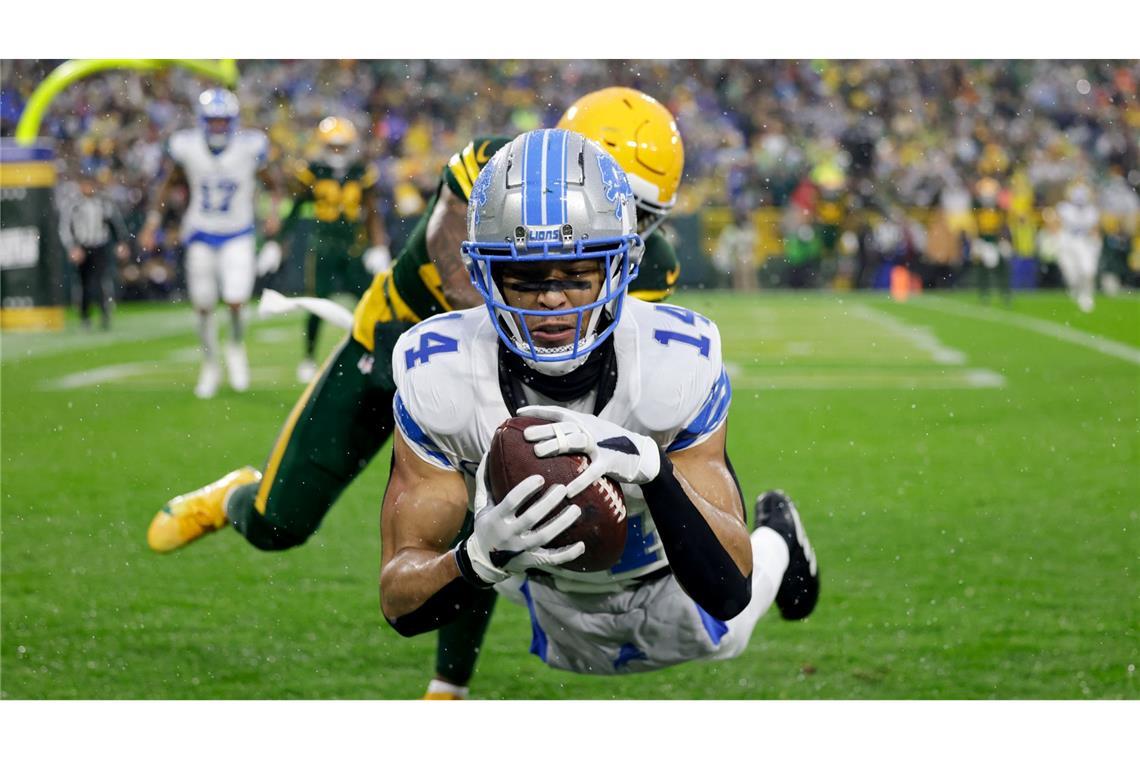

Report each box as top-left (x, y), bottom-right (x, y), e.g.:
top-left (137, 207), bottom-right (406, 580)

top-left (289, 160), bottom-right (379, 246)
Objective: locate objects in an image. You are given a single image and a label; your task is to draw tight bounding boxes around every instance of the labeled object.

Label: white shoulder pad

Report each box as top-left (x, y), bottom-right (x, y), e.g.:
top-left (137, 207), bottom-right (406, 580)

top-left (391, 311), bottom-right (481, 469)
top-left (235, 129), bottom-right (269, 164)
top-left (167, 130), bottom-right (196, 163)
top-left (628, 300), bottom-right (729, 452)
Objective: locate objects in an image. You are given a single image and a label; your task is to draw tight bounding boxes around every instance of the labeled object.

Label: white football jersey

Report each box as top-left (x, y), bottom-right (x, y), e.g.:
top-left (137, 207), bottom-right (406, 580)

top-left (392, 297), bottom-right (732, 593)
top-left (167, 128), bottom-right (268, 237)
top-left (1057, 201), bottom-right (1099, 238)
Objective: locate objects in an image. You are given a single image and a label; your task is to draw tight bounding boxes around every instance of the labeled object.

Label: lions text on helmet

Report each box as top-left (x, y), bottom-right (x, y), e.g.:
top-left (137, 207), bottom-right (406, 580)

top-left (461, 129), bottom-right (644, 376)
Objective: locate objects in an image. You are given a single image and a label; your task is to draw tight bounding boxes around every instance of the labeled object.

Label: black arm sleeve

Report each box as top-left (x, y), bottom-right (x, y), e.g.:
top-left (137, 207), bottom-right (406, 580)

top-left (384, 576), bottom-right (479, 638)
top-left (639, 449), bottom-right (751, 621)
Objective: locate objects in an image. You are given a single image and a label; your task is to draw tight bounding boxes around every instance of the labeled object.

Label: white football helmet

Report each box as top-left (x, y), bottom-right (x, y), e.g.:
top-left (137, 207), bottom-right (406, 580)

top-left (461, 129), bottom-right (644, 376)
top-left (196, 89), bottom-right (240, 152)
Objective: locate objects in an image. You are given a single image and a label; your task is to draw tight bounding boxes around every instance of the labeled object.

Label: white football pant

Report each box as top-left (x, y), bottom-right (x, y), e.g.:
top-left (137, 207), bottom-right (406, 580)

top-left (186, 234), bottom-right (256, 310)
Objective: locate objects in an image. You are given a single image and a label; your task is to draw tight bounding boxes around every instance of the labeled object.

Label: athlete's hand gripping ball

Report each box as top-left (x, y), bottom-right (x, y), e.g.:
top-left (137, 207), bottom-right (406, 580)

top-left (460, 454), bottom-right (585, 585)
top-left (519, 405), bottom-right (662, 496)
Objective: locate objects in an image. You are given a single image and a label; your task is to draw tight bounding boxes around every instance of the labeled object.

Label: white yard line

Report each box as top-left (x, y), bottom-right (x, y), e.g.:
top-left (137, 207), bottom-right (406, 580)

top-left (850, 303), bottom-right (966, 365)
top-left (910, 297), bottom-right (1140, 366)
top-left (2, 310), bottom-right (301, 364)
top-left (723, 302), bottom-right (1005, 390)
top-left (43, 362), bottom-right (160, 389)
top-left (43, 346), bottom-right (196, 390)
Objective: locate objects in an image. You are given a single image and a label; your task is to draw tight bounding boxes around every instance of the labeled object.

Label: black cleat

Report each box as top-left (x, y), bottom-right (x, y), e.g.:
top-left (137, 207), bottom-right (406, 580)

top-left (755, 490), bottom-right (820, 621)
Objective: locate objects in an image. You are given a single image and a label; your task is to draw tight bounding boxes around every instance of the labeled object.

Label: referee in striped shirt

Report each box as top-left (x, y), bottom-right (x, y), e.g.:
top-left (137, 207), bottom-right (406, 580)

top-left (59, 168), bottom-right (129, 330)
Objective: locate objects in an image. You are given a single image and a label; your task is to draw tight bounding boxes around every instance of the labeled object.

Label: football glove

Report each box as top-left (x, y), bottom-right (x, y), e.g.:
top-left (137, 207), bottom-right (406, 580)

top-left (519, 405), bottom-right (662, 496)
top-left (460, 454), bottom-right (584, 585)
top-left (363, 245), bottom-right (391, 275)
top-left (256, 241), bottom-right (282, 276)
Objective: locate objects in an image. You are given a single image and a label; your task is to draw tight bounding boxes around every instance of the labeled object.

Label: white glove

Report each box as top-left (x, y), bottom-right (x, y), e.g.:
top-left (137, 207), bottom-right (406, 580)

top-left (461, 454), bottom-right (584, 585)
top-left (257, 241), bottom-right (282, 276)
top-left (363, 244), bottom-right (391, 275)
top-left (519, 405), bottom-right (662, 497)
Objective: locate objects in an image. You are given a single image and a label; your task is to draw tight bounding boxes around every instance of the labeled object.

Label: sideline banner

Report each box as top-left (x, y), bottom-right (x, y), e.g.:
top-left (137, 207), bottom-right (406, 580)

top-left (1, 140), bottom-right (65, 331)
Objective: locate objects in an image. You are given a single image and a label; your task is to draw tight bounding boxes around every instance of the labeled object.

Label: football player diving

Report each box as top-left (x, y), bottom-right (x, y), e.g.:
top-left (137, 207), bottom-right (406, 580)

top-left (380, 128), bottom-right (820, 676)
top-left (146, 88), bottom-right (688, 694)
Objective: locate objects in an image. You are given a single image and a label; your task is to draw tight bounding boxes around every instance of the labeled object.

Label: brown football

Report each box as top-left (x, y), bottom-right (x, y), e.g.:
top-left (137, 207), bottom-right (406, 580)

top-left (486, 415), bottom-right (627, 573)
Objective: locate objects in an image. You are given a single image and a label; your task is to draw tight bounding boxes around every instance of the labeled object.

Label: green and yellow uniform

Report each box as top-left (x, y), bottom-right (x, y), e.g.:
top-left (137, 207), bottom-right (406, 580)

top-left (972, 199), bottom-right (1010, 302)
top-left (814, 188), bottom-right (848, 255)
top-left (286, 159), bottom-right (379, 298)
top-left (975, 204), bottom-right (1007, 244)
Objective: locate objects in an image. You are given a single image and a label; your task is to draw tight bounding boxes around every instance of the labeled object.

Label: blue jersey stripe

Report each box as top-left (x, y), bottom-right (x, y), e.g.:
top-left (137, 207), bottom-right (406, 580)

top-left (185, 226), bottom-right (255, 247)
top-left (524, 131), bottom-right (545, 227)
top-left (695, 603), bottom-right (729, 644)
top-left (393, 392), bottom-right (451, 468)
top-left (667, 367), bottom-right (732, 452)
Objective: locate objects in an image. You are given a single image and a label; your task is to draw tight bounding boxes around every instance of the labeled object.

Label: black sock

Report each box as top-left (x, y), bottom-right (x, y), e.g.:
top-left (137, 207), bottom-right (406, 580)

top-left (226, 482), bottom-right (307, 551)
top-left (305, 314), bottom-right (320, 359)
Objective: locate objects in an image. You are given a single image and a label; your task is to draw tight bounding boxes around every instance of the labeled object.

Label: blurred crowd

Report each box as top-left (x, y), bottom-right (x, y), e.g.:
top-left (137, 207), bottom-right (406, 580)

top-left (2, 59), bottom-right (1138, 299)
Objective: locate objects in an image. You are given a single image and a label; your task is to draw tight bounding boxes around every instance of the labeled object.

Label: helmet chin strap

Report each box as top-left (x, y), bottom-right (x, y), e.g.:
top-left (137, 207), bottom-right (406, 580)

top-left (489, 250), bottom-right (628, 377)
top-left (515, 307), bottom-right (606, 377)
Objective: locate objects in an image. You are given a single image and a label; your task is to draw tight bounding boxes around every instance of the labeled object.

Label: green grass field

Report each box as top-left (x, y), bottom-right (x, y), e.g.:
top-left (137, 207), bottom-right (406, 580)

top-left (2, 291), bottom-right (1137, 699)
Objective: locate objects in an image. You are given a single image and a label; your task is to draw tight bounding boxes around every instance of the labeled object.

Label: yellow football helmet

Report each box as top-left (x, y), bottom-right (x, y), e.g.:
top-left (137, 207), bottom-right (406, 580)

top-left (316, 116), bottom-right (360, 172)
top-left (557, 87), bottom-right (684, 235)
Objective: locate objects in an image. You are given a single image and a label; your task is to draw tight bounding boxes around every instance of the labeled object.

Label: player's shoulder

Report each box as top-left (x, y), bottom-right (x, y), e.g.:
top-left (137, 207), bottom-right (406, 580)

top-left (167, 129), bottom-right (199, 157)
top-left (644, 228), bottom-right (676, 257)
top-left (292, 158), bottom-right (317, 186)
top-left (232, 129), bottom-right (269, 155)
top-left (443, 135), bottom-right (512, 201)
top-left (392, 309), bottom-right (494, 435)
top-left (621, 298), bottom-right (726, 435)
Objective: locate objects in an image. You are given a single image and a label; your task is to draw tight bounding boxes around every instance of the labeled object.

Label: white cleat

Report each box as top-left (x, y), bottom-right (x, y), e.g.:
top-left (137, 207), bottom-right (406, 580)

top-left (296, 358), bottom-right (318, 385)
top-left (1077, 293), bottom-right (1095, 313)
top-left (225, 342), bottom-right (250, 392)
top-left (195, 360), bottom-right (222, 399)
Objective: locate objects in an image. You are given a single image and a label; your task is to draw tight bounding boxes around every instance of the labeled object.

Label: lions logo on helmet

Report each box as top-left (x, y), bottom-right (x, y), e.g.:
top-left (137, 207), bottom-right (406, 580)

top-left (196, 89), bottom-right (240, 153)
top-left (557, 87), bottom-right (684, 236)
top-left (461, 129), bottom-right (644, 376)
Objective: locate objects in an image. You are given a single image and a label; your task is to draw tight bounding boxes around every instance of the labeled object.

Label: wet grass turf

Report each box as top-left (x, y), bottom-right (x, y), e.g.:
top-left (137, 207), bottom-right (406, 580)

top-left (2, 291), bottom-right (1136, 698)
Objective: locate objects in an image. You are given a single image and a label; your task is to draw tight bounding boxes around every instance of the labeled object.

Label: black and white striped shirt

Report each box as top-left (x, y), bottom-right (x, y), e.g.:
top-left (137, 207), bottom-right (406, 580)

top-left (59, 195), bottom-right (127, 249)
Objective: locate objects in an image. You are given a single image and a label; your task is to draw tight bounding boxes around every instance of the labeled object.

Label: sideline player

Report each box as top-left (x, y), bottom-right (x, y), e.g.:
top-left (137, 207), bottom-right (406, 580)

top-left (147, 88), bottom-right (687, 694)
top-left (971, 177), bottom-right (1011, 305)
top-left (139, 88), bottom-right (283, 398)
top-left (268, 116), bottom-right (391, 383)
top-left (1055, 182), bottom-right (1102, 312)
top-left (380, 129), bottom-right (820, 677)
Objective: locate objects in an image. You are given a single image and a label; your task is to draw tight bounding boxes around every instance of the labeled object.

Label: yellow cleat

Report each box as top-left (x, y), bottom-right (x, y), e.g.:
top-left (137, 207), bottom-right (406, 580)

top-left (147, 467), bottom-right (261, 553)
top-left (422, 692), bottom-right (465, 700)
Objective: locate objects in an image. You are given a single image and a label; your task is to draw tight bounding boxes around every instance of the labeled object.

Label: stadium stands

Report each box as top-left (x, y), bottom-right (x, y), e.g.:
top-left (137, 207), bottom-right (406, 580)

top-left (2, 59), bottom-right (1137, 297)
